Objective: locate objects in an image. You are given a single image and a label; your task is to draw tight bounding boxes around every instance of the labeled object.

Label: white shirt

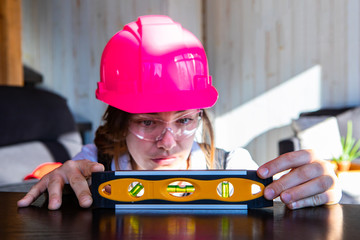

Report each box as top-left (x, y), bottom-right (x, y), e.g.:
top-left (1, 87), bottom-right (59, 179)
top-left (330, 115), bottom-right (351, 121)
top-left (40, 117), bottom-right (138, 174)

top-left (72, 142), bottom-right (258, 170)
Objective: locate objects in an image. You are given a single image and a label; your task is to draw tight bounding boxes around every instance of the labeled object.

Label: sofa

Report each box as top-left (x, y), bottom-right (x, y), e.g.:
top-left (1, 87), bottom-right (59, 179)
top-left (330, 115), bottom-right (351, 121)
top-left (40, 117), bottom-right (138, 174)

top-left (279, 106), bottom-right (360, 158)
top-left (0, 86), bottom-right (83, 187)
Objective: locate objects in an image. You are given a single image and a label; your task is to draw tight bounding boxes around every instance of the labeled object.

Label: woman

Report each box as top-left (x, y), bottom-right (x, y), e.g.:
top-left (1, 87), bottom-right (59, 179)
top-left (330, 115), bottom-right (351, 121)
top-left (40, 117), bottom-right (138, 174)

top-left (18, 15), bottom-right (341, 210)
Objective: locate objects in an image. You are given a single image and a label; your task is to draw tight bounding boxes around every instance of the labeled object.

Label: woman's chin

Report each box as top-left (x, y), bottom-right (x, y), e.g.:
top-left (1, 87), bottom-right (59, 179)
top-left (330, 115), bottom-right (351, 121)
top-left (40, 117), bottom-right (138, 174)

top-left (150, 161), bottom-right (187, 170)
top-left (151, 165), bottom-right (181, 170)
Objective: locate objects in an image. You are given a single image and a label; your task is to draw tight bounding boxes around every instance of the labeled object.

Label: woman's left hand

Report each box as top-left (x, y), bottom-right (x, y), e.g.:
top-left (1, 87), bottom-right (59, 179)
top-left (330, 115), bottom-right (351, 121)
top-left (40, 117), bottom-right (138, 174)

top-left (257, 149), bottom-right (342, 209)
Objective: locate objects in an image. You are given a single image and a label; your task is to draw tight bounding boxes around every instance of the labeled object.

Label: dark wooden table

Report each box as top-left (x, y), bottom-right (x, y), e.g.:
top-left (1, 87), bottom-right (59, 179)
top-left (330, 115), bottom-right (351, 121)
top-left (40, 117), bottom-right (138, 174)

top-left (0, 191), bottom-right (359, 240)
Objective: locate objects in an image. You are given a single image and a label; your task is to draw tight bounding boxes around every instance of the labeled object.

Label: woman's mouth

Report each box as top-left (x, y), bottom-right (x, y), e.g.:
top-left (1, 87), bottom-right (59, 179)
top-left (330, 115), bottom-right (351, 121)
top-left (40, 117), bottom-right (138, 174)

top-left (150, 157), bottom-right (177, 165)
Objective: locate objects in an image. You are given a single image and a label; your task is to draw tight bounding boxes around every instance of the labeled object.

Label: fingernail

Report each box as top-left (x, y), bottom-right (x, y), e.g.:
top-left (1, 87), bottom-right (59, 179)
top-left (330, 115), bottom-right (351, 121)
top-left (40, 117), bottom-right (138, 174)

top-left (94, 163), bottom-right (105, 172)
top-left (80, 196), bottom-right (93, 208)
top-left (264, 188), bottom-right (275, 199)
top-left (282, 192), bottom-right (291, 204)
top-left (49, 201), bottom-right (61, 210)
top-left (290, 202), bottom-right (297, 209)
top-left (17, 199), bottom-right (27, 207)
top-left (258, 168), bottom-right (269, 178)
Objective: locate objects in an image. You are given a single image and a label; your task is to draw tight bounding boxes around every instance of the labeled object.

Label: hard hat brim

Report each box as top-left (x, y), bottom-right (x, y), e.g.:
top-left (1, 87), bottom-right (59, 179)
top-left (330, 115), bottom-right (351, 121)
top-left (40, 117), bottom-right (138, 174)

top-left (96, 86), bottom-right (218, 113)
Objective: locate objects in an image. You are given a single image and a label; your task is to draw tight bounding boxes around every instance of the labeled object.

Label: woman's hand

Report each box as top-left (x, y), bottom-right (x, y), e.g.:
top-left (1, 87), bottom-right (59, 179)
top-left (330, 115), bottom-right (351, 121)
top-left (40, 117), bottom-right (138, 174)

top-left (17, 159), bottom-right (104, 210)
top-left (257, 149), bottom-right (342, 209)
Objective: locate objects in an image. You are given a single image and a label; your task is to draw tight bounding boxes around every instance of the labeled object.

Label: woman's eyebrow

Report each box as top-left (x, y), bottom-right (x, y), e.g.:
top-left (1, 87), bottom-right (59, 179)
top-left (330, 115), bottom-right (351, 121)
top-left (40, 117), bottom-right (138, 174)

top-left (146, 111), bottom-right (186, 116)
top-left (133, 111), bottom-right (188, 120)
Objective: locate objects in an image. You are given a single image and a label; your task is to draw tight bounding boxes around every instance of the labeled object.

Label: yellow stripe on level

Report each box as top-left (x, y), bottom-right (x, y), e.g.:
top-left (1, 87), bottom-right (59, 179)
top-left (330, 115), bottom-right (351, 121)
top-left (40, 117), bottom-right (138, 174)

top-left (166, 185), bottom-right (195, 193)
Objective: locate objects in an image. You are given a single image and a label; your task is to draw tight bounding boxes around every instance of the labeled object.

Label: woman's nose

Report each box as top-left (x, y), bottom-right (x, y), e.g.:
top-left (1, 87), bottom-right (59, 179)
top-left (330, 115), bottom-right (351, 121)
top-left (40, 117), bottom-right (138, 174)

top-left (156, 128), bottom-right (176, 150)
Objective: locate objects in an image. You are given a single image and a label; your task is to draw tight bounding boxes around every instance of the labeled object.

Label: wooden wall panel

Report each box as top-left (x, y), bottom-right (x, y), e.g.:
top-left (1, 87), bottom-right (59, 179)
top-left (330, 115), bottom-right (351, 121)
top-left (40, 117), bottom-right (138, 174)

top-left (0, 0), bottom-right (23, 86)
top-left (206, 0), bottom-right (360, 163)
top-left (347, 0), bottom-right (360, 104)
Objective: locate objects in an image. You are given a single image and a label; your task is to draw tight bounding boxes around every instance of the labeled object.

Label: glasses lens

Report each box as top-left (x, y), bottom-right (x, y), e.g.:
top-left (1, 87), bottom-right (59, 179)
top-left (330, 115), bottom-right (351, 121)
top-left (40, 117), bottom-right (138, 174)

top-left (128, 110), bottom-right (202, 141)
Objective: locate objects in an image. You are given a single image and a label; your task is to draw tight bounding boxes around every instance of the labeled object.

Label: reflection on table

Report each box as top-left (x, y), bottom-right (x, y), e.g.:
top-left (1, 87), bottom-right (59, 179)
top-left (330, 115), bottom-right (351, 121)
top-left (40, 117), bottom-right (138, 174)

top-left (91, 209), bottom-right (273, 239)
top-left (1, 192), bottom-right (359, 239)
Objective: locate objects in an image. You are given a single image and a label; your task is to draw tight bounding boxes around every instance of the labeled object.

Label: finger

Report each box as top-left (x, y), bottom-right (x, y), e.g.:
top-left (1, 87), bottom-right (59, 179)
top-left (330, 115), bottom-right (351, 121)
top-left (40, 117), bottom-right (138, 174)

top-left (17, 179), bottom-right (49, 207)
top-left (258, 150), bottom-right (315, 179)
top-left (68, 172), bottom-right (93, 208)
top-left (264, 161), bottom-right (326, 200)
top-left (280, 174), bottom-right (335, 204)
top-left (285, 186), bottom-right (342, 209)
top-left (64, 160), bottom-right (104, 208)
top-left (47, 174), bottom-right (65, 210)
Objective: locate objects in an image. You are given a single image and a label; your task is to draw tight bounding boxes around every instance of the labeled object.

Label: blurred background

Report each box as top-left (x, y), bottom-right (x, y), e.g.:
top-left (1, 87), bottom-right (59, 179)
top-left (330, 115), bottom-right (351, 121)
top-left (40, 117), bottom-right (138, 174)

top-left (2, 0), bottom-right (360, 166)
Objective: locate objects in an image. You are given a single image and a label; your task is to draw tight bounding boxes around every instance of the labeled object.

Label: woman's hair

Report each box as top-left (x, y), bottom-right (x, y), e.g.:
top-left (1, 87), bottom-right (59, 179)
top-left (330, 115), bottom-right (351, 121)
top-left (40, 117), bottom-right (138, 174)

top-left (94, 106), bottom-right (216, 170)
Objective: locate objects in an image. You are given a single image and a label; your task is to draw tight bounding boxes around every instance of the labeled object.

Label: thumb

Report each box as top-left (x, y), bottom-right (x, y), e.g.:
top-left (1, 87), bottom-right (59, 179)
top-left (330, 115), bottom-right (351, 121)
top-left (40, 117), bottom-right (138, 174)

top-left (91, 163), bottom-right (105, 173)
top-left (75, 160), bottom-right (105, 177)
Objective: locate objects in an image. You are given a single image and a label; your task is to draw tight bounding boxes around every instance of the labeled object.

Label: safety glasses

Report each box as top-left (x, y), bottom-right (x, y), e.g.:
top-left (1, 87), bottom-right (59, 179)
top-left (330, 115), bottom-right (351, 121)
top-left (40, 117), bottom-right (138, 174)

top-left (128, 110), bottom-right (203, 142)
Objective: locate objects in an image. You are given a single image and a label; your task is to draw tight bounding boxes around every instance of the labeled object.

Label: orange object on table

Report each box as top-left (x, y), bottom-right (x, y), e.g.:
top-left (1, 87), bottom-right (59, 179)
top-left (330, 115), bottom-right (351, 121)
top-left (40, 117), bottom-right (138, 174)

top-left (24, 162), bottom-right (62, 180)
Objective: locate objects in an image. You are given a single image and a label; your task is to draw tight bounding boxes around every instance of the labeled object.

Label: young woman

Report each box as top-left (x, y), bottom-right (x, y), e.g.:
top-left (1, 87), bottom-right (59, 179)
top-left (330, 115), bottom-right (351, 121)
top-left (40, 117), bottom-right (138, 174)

top-left (18, 15), bottom-right (341, 210)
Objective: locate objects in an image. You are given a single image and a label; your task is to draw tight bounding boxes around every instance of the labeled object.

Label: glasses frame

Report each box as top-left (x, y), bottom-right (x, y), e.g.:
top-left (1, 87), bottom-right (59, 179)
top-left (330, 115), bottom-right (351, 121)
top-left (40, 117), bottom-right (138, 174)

top-left (128, 110), bottom-right (203, 142)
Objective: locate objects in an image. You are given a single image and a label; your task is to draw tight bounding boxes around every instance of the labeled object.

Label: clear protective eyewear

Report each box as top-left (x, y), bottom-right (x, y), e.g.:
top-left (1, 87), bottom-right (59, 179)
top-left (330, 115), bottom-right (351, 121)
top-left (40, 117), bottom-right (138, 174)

top-left (128, 110), bottom-right (203, 142)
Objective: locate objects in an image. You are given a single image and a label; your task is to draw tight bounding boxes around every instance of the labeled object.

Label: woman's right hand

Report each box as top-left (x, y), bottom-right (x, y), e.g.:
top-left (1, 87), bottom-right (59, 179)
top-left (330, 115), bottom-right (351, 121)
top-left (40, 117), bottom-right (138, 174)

top-left (17, 159), bottom-right (105, 210)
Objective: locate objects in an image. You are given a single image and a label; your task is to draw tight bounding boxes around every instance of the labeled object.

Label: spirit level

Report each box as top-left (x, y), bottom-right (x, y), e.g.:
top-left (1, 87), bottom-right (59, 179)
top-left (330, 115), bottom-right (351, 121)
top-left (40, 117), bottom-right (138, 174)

top-left (91, 170), bottom-right (273, 209)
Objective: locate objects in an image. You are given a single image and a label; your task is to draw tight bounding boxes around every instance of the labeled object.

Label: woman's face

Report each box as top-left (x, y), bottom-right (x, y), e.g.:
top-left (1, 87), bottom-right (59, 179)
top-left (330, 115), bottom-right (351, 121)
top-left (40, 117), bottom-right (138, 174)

top-left (126, 110), bottom-right (199, 170)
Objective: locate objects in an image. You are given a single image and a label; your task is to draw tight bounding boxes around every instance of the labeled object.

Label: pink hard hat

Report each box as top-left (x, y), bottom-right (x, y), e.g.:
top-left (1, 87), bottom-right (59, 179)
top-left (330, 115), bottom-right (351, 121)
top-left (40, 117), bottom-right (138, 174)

top-left (96, 15), bottom-right (218, 113)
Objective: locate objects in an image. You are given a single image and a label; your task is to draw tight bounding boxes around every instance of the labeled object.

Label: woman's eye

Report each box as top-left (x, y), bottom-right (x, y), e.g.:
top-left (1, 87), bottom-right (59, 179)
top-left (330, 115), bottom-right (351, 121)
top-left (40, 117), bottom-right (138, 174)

top-left (141, 120), bottom-right (154, 126)
top-left (178, 118), bottom-right (192, 124)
